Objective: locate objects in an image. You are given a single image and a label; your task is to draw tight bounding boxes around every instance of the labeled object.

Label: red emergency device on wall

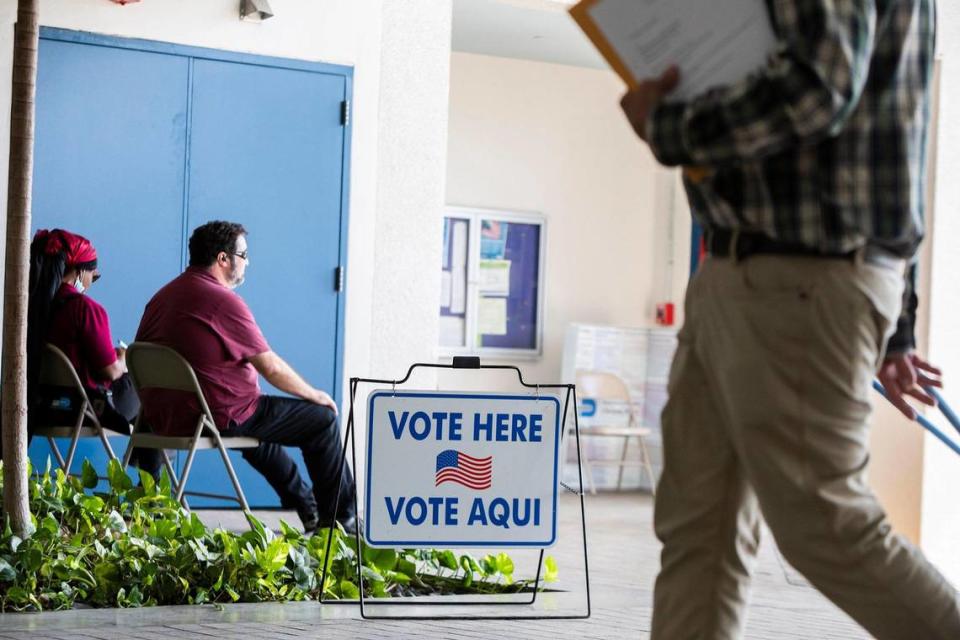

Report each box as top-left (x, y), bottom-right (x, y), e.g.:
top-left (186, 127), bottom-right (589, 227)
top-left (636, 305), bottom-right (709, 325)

top-left (656, 302), bottom-right (675, 326)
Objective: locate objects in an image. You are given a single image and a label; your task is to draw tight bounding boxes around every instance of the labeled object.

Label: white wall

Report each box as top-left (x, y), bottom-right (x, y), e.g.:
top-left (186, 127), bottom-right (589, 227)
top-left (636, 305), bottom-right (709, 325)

top-left (922, 2), bottom-right (960, 585)
top-left (370, 1), bottom-right (450, 382)
top-left (444, 51), bottom-right (689, 391)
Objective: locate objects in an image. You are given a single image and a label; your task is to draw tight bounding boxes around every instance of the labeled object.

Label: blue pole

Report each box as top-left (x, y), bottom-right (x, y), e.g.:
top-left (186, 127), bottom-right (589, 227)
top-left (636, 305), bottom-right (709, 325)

top-left (925, 387), bottom-right (960, 439)
top-left (872, 380), bottom-right (960, 457)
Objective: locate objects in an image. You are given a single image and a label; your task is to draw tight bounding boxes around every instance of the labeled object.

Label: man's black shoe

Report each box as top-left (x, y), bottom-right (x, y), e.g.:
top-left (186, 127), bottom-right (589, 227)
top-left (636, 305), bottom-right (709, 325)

top-left (338, 515), bottom-right (358, 536)
top-left (313, 515), bottom-right (360, 536)
top-left (298, 508), bottom-right (320, 535)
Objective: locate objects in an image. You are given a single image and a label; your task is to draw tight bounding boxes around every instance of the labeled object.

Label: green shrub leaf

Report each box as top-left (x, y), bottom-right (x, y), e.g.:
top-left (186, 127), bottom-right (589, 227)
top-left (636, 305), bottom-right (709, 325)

top-left (0, 559), bottom-right (16, 582)
top-left (544, 556), bottom-right (558, 583)
top-left (81, 460), bottom-right (99, 489)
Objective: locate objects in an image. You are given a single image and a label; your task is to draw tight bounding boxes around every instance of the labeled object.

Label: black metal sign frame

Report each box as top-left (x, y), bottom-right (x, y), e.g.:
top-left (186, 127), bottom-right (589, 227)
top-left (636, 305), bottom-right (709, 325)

top-left (317, 356), bottom-right (591, 620)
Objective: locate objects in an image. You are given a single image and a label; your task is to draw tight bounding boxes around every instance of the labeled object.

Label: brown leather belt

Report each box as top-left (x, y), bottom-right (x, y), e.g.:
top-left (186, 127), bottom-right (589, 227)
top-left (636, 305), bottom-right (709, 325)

top-left (705, 228), bottom-right (905, 272)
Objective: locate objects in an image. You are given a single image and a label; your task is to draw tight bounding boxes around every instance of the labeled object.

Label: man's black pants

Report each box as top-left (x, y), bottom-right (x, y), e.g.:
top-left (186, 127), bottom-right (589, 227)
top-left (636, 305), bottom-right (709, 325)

top-left (229, 395), bottom-right (355, 523)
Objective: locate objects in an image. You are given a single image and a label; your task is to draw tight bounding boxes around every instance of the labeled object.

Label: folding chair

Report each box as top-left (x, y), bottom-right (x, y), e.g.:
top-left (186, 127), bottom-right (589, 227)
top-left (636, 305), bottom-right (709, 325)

top-left (122, 341), bottom-right (259, 513)
top-left (32, 343), bottom-right (129, 474)
top-left (575, 370), bottom-right (657, 495)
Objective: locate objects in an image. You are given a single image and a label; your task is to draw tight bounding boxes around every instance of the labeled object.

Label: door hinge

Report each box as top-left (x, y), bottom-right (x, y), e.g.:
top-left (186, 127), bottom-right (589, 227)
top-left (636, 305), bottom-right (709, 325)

top-left (340, 100), bottom-right (350, 127)
top-left (334, 265), bottom-right (345, 292)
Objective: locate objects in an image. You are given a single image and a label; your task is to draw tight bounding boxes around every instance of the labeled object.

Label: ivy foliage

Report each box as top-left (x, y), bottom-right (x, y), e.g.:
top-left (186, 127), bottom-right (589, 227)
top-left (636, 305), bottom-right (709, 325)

top-left (0, 460), bottom-right (556, 611)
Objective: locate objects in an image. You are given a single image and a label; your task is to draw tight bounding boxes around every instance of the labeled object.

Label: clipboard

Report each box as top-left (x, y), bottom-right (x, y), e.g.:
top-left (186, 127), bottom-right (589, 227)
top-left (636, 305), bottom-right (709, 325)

top-left (569, 0), bottom-right (640, 90)
top-left (570, 0), bottom-right (716, 183)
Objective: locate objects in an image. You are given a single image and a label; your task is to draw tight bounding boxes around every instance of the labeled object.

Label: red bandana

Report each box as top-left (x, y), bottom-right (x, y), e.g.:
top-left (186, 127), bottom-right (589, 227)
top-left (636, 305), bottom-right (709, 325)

top-left (34, 228), bottom-right (98, 267)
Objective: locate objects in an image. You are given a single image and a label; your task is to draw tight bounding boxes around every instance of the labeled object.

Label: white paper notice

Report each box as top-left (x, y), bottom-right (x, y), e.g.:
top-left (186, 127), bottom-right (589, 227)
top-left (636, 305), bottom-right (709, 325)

top-left (585, 0), bottom-right (777, 101)
top-left (478, 297), bottom-right (508, 336)
top-left (440, 271), bottom-right (452, 308)
top-left (478, 259), bottom-right (511, 297)
top-left (450, 221), bottom-right (468, 314)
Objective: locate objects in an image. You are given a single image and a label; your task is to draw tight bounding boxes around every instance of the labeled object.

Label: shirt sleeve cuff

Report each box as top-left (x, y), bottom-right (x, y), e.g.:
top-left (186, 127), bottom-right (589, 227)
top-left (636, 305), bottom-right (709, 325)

top-left (884, 319), bottom-right (916, 357)
top-left (647, 102), bottom-right (694, 167)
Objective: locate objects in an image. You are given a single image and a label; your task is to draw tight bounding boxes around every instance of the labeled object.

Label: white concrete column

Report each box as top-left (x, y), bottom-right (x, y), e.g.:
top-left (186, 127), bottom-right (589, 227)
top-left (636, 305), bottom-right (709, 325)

top-left (369, 0), bottom-right (452, 381)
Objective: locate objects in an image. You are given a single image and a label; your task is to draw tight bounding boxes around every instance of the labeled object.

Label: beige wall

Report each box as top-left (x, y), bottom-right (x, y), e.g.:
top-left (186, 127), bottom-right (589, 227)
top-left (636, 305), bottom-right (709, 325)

top-left (444, 51), bottom-right (690, 391)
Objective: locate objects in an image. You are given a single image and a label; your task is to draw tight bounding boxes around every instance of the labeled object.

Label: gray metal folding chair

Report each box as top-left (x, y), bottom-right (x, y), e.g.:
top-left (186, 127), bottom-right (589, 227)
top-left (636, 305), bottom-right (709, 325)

top-left (32, 343), bottom-right (129, 474)
top-left (122, 341), bottom-right (259, 513)
top-left (575, 370), bottom-right (657, 495)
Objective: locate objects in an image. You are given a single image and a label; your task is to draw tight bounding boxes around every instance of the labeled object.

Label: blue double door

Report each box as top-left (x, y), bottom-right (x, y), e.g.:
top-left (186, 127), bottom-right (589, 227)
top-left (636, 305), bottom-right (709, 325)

top-left (29, 29), bottom-right (351, 507)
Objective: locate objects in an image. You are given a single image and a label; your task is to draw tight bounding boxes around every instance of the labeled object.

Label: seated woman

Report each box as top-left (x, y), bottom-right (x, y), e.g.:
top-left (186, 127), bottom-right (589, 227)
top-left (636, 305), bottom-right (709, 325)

top-left (27, 228), bottom-right (159, 474)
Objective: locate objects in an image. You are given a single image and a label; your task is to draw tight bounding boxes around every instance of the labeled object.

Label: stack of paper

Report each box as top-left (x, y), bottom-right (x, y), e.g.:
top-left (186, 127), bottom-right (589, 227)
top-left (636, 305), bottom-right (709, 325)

top-left (570, 0), bottom-right (777, 101)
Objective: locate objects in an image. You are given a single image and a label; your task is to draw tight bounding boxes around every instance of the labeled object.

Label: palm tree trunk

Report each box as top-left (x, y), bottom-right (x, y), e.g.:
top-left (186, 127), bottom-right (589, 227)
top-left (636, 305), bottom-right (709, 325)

top-left (2, 0), bottom-right (39, 537)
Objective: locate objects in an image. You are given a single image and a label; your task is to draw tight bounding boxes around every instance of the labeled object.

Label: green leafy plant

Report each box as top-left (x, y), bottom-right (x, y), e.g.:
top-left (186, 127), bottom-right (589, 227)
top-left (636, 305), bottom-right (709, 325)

top-left (0, 459), bottom-right (557, 611)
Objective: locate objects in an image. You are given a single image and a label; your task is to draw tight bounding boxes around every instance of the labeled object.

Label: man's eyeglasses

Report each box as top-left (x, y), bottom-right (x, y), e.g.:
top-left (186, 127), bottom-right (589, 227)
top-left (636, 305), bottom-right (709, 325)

top-left (232, 251), bottom-right (249, 261)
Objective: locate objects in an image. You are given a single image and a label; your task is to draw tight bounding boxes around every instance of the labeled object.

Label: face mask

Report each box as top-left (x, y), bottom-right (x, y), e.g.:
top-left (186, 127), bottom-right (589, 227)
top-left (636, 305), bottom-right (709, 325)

top-left (73, 274), bottom-right (85, 294)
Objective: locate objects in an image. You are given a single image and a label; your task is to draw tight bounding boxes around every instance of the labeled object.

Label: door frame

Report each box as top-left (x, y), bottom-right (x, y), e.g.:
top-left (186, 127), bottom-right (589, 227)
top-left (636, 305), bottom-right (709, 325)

top-left (38, 27), bottom-right (353, 407)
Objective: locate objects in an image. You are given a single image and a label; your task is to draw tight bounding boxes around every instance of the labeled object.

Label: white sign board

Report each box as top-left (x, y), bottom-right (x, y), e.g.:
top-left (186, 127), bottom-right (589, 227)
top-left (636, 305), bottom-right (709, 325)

top-left (364, 390), bottom-right (561, 548)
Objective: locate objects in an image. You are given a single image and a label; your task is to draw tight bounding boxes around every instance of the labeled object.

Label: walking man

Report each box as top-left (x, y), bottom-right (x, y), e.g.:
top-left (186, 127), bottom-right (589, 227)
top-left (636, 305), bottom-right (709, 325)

top-left (620, 1), bottom-right (960, 638)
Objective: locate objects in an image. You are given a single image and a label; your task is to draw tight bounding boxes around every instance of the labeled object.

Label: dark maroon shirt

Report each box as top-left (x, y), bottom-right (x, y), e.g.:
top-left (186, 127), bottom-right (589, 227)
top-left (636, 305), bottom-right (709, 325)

top-left (135, 267), bottom-right (270, 436)
top-left (46, 283), bottom-right (117, 390)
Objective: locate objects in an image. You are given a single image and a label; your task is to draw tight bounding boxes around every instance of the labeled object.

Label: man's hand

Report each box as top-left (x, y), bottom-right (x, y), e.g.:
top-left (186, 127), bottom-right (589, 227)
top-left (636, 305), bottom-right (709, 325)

top-left (877, 352), bottom-right (943, 420)
top-left (309, 389), bottom-right (338, 415)
top-left (620, 66), bottom-right (681, 142)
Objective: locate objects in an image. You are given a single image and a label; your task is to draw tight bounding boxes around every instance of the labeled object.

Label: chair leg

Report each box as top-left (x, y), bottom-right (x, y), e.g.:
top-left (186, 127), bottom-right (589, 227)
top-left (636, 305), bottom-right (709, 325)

top-left (616, 435), bottom-right (631, 491)
top-left (48, 437), bottom-right (67, 471)
top-left (97, 428), bottom-right (117, 461)
top-left (159, 450), bottom-right (188, 511)
top-left (216, 443), bottom-right (252, 514)
top-left (63, 404), bottom-right (87, 474)
top-left (176, 439), bottom-right (201, 504)
top-left (120, 437), bottom-right (136, 468)
top-left (639, 435), bottom-right (657, 496)
top-left (581, 440), bottom-right (597, 495)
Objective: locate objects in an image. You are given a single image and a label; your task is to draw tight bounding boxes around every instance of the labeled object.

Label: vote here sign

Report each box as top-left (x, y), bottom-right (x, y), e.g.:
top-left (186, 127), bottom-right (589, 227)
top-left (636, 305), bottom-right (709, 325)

top-left (364, 391), bottom-right (561, 548)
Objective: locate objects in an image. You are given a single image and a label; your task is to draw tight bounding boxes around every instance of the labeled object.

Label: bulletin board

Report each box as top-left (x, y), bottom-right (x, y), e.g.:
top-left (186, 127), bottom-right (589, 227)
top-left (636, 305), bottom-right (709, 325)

top-left (439, 206), bottom-right (546, 358)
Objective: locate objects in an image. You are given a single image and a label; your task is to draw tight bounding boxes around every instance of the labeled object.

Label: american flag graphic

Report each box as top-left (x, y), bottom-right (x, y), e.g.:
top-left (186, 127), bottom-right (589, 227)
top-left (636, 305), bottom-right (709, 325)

top-left (435, 449), bottom-right (493, 490)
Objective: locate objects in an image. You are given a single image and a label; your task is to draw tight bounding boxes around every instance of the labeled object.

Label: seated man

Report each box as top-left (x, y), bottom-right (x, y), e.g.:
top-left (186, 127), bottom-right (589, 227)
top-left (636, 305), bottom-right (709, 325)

top-left (135, 220), bottom-right (355, 533)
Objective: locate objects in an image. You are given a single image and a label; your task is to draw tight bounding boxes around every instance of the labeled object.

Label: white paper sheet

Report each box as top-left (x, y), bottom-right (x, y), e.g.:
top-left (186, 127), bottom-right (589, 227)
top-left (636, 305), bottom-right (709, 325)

top-left (449, 221), bottom-right (468, 314)
top-left (478, 297), bottom-right (508, 336)
top-left (584, 0), bottom-right (777, 101)
top-left (478, 259), bottom-right (511, 297)
top-left (440, 271), bottom-right (452, 308)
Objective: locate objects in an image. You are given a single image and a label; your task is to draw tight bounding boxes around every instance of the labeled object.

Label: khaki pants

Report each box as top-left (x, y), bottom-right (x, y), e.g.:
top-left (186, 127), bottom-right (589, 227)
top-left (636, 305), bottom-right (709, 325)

top-left (651, 255), bottom-right (960, 640)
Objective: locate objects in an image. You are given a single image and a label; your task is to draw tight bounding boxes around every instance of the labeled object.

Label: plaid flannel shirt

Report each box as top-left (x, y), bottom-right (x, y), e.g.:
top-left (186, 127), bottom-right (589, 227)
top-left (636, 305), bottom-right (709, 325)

top-left (647, 0), bottom-right (936, 354)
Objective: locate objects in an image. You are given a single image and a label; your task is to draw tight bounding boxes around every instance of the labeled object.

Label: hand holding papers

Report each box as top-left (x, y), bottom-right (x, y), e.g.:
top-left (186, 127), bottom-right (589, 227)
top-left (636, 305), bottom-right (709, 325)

top-left (570, 0), bottom-right (778, 102)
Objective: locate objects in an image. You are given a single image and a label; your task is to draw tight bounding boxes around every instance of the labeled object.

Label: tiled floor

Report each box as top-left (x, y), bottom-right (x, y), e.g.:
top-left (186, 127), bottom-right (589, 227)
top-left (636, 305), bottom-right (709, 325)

top-left (0, 493), bottom-right (869, 639)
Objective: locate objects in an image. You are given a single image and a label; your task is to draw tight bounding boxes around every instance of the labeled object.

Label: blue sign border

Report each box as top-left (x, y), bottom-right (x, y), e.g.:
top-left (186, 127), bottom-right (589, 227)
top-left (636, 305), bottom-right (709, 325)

top-left (364, 391), bottom-right (562, 547)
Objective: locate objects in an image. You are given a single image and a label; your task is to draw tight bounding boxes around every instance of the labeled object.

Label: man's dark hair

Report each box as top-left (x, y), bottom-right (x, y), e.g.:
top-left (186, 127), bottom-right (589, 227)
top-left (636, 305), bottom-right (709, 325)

top-left (188, 221), bottom-right (247, 267)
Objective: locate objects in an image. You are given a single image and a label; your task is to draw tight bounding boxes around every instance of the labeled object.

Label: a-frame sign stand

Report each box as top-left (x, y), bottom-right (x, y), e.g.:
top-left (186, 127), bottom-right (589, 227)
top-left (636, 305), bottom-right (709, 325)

top-left (318, 356), bottom-right (591, 620)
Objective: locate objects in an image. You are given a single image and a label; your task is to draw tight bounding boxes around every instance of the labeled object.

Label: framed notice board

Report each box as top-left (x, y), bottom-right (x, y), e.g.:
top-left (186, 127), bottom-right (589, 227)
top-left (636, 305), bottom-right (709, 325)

top-left (439, 206), bottom-right (546, 358)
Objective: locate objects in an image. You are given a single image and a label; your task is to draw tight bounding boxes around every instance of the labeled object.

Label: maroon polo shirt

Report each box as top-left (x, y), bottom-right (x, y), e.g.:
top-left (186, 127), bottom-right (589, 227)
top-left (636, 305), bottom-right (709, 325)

top-left (46, 283), bottom-right (118, 390)
top-left (135, 267), bottom-right (270, 436)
